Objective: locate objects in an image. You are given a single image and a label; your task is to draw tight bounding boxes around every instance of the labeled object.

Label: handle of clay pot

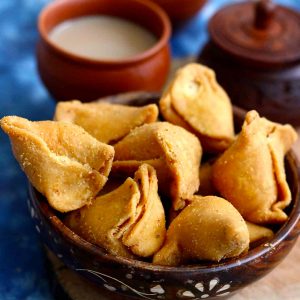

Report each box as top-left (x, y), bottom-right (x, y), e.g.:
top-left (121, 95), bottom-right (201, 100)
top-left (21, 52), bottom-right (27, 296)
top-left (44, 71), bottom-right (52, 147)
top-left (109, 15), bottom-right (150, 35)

top-left (254, 0), bottom-right (276, 30)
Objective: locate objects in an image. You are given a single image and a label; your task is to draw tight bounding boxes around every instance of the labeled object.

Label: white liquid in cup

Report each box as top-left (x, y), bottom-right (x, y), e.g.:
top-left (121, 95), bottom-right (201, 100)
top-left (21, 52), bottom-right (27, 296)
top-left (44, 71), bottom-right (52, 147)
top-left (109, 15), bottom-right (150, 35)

top-left (49, 15), bottom-right (158, 60)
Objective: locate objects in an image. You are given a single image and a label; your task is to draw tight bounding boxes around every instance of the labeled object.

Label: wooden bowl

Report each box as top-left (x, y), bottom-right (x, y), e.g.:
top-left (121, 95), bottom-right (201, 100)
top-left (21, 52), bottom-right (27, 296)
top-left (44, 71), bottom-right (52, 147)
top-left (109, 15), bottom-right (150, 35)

top-left (151, 0), bottom-right (207, 23)
top-left (36, 0), bottom-right (171, 102)
top-left (28, 92), bottom-right (300, 299)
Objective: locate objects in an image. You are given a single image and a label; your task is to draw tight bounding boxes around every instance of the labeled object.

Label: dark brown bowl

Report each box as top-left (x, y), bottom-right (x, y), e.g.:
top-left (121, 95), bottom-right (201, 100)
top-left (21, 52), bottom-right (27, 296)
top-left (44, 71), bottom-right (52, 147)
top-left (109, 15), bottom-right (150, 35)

top-left (151, 0), bottom-right (207, 23)
top-left (28, 92), bottom-right (300, 299)
top-left (36, 0), bottom-right (171, 102)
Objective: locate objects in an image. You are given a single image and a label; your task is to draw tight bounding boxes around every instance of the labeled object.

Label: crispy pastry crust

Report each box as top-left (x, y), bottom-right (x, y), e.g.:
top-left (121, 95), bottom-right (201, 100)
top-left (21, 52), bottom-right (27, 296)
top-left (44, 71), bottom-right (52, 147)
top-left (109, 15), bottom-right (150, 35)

top-left (1, 116), bottom-right (114, 212)
top-left (160, 63), bottom-right (234, 152)
top-left (54, 100), bottom-right (158, 144)
top-left (212, 111), bottom-right (298, 224)
top-left (65, 164), bottom-right (166, 258)
top-left (113, 122), bottom-right (202, 211)
top-left (153, 196), bottom-right (249, 266)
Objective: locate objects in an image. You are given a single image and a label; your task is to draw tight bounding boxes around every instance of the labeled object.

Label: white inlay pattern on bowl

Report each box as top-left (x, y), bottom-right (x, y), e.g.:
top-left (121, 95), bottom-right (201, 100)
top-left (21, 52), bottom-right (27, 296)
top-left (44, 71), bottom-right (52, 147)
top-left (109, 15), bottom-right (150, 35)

top-left (195, 282), bottom-right (204, 292)
top-left (30, 206), bottom-right (35, 218)
top-left (177, 278), bottom-right (232, 299)
top-left (182, 290), bottom-right (195, 297)
top-left (150, 285), bottom-right (165, 294)
top-left (104, 284), bottom-right (117, 292)
top-left (209, 278), bottom-right (219, 290)
top-left (35, 225), bottom-right (40, 233)
top-left (216, 284), bottom-right (231, 293)
top-left (77, 269), bottom-right (233, 299)
top-left (77, 269), bottom-right (159, 299)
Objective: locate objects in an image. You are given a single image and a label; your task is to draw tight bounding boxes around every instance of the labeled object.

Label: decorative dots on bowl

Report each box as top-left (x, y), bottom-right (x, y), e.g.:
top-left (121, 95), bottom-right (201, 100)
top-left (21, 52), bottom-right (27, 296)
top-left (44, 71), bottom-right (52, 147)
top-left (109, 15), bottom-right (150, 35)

top-left (104, 284), bottom-right (117, 292)
top-left (35, 224), bottom-right (41, 233)
top-left (150, 284), bottom-right (165, 294)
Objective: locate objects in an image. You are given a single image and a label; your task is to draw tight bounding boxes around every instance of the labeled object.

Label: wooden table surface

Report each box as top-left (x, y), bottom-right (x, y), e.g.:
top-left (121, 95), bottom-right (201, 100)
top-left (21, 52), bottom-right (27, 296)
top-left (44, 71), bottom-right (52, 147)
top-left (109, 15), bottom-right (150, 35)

top-left (231, 240), bottom-right (300, 300)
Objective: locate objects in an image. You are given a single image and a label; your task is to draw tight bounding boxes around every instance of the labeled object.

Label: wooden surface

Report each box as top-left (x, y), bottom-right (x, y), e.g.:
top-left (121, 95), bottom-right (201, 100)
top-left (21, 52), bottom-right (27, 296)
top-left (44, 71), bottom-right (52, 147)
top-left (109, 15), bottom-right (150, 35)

top-left (231, 239), bottom-right (300, 299)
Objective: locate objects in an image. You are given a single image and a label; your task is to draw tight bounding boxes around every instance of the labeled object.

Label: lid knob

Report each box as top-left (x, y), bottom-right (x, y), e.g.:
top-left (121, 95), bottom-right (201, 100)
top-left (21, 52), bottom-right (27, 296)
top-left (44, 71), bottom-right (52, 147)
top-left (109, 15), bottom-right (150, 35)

top-left (254, 0), bottom-right (276, 30)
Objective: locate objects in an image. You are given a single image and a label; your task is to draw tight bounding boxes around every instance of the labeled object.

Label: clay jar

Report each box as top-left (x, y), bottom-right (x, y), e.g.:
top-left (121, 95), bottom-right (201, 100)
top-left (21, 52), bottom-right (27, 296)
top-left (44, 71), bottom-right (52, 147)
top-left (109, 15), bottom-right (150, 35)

top-left (198, 0), bottom-right (300, 126)
top-left (151, 0), bottom-right (207, 23)
top-left (37, 0), bottom-right (171, 101)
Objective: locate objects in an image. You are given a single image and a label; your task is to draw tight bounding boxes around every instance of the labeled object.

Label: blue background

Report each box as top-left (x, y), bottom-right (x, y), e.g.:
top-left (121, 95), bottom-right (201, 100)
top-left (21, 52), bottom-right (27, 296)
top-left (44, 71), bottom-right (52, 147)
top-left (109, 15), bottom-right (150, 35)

top-left (0, 1), bottom-right (299, 299)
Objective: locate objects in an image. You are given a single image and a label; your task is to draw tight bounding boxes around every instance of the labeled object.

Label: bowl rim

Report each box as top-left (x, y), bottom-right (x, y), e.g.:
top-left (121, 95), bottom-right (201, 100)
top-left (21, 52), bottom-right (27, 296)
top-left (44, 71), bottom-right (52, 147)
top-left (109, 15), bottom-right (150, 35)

top-left (38, 0), bottom-right (171, 66)
top-left (28, 107), bottom-right (300, 274)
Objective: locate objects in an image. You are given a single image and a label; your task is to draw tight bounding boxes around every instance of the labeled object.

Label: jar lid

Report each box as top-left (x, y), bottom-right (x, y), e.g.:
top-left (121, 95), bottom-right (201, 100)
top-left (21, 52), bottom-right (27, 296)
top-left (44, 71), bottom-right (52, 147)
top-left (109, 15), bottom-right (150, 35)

top-left (209, 0), bottom-right (300, 66)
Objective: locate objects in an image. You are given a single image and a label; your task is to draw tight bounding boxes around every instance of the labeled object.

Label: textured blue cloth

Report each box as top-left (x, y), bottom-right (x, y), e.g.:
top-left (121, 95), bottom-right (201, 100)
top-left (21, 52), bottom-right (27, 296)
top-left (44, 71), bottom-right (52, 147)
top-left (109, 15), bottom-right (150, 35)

top-left (0, 1), bottom-right (299, 299)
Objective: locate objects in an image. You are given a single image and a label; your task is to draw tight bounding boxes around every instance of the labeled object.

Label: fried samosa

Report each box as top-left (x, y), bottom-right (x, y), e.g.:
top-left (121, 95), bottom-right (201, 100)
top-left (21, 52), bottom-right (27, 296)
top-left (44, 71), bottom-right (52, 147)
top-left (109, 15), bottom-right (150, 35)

top-left (65, 164), bottom-right (166, 258)
top-left (246, 222), bottom-right (274, 248)
top-left (197, 160), bottom-right (218, 196)
top-left (212, 111), bottom-right (298, 224)
top-left (54, 100), bottom-right (158, 144)
top-left (113, 122), bottom-right (202, 211)
top-left (160, 63), bottom-right (234, 152)
top-left (1, 116), bottom-right (114, 212)
top-left (153, 196), bottom-right (249, 266)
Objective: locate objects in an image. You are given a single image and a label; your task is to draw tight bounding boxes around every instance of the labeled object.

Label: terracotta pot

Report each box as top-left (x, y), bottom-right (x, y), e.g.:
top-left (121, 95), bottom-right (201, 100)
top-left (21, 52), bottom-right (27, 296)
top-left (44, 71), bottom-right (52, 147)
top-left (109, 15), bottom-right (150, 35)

top-left (37, 0), bottom-right (171, 102)
top-left (151, 0), bottom-right (207, 23)
top-left (28, 92), bottom-right (300, 300)
top-left (198, 1), bottom-right (300, 126)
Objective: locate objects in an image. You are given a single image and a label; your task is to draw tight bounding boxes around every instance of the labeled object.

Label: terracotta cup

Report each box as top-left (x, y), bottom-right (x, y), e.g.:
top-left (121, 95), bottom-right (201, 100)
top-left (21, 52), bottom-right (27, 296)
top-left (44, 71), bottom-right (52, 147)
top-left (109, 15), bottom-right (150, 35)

top-left (37, 0), bottom-right (171, 101)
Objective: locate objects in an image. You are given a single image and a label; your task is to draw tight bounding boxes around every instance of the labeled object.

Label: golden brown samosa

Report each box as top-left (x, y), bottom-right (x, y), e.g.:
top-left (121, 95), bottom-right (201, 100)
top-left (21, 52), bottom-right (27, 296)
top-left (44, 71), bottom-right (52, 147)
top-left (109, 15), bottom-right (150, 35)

top-left (153, 196), bottom-right (249, 266)
top-left (54, 100), bottom-right (158, 144)
top-left (113, 122), bottom-right (202, 211)
top-left (212, 110), bottom-right (298, 224)
top-left (246, 222), bottom-right (274, 248)
top-left (65, 164), bottom-right (166, 258)
top-left (197, 160), bottom-right (218, 196)
top-left (1, 116), bottom-right (114, 212)
top-left (160, 63), bottom-right (234, 152)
